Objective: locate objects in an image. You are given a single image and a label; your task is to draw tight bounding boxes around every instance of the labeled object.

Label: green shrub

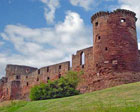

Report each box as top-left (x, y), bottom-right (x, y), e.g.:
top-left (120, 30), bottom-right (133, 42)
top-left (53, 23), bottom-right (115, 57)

top-left (30, 71), bottom-right (82, 101)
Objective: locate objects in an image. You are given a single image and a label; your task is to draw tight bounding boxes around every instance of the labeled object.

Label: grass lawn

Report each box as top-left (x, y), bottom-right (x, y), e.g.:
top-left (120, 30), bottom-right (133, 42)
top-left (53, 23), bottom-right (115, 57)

top-left (0, 82), bottom-right (140, 112)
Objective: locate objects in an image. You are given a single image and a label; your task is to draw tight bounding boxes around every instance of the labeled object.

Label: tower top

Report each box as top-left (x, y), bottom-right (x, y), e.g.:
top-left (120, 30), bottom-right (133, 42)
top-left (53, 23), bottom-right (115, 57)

top-left (91, 9), bottom-right (137, 23)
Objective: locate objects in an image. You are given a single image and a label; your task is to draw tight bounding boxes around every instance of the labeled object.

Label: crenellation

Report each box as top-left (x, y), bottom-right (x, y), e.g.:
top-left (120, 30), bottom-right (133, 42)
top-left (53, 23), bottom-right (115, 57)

top-left (91, 9), bottom-right (137, 23)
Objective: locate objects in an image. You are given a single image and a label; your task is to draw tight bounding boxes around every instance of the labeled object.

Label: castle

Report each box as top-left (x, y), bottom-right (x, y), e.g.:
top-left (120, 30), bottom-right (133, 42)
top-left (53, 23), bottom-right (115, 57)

top-left (1, 9), bottom-right (140, 101)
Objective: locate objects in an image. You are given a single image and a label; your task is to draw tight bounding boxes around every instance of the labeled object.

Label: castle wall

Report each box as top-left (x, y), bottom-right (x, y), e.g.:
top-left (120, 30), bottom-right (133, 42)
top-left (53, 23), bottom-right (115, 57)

top-left (73, 49), bottom-right (140, 93)
top-left (72, 47), bottom-right (95, 93)
top-left (0, 77), bottom-right (10, 101)
top-left (20, 61), bottom-right (70, 99)
top-left (0, 61), bottom-right (70, 100)
top-left (72, 46), bottom-right (93, 72)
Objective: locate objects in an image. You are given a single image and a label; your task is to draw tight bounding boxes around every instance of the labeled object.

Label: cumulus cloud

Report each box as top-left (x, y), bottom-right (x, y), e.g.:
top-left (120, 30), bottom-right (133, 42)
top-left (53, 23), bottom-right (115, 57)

top-left (118, 0), bottom-right (140, 39)
top-left (0, 11), bottom-right (92, 78)
top-left (69, 0), bottom-right (95, 11)
top-left (40, 0), bottom-right (60, 24)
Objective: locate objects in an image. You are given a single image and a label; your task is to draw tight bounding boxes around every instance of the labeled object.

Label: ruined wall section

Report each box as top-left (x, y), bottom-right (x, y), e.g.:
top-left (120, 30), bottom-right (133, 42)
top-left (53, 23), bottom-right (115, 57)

top-left (6, 64), bottom-right (37, 78)
top-left (72, 46), bottom-right (93, 71)
top-left (0, 77), bottom-right (10, 101)
top-left (72, 47), bottom-right (95, 93)
top-left (19, 61), bottom-right (70, 100)
top-left (0, 61), bottom-right (70, 101)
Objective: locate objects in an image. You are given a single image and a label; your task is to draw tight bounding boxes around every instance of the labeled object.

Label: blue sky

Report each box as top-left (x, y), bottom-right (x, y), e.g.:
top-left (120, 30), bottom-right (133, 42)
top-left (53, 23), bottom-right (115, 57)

top-left (0, 0), bottom-right (140, 78)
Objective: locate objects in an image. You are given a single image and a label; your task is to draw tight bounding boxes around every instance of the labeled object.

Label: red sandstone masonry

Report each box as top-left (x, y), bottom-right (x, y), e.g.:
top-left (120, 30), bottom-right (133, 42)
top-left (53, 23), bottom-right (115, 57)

top-left (20, 61), bottom-right (70, 100)
top-left (72, 47), bottom-right (94, 93)
top-left (0, 61), bottom-right (70, 101)
top-left (6, 64), bottom-right (37, 77)
top-left (80, 9), bottom-right (140, 92)
top-left (92, 9), bottom-right (139, 72)
top-left (1, 9), bottom-right (140, 101)
top-left (72, 46), bottom-right (93, 72)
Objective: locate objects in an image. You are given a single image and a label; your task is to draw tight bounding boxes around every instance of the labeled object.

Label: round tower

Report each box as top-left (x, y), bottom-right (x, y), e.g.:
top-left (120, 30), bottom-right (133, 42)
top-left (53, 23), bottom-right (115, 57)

top-left (91, 9), bottom-right (139, 72)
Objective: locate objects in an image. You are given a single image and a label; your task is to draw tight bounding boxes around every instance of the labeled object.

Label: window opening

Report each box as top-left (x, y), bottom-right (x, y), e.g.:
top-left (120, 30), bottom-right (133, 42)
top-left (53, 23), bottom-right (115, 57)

top-left (47, 77), bottom-right (50, 80)
top-left (26, 68), bottom-right (30, 73)
top-left (80, 52), bottom-right (85, 65)
top-left (121, 18), bottom-right (126, 23)
top-left (27, 82), bottom-right (29, 86)
top-left (98, 36), bottom-right (101, 40)
top-left (59, 65), bottom-right (61, 69)
top-left (38, 69), bottom-right (40, 74)
top-left (95, 22), bottom-right (98, 26)
top-left (16, 75), bottom-right (20, 79)
top-left (58, 74), bottom-right (61, 78)
top-left (26, 76), bottom-right (28, 79)
top-left (47, 67), bottom-right (49, 72)
top-left (105, 47), bottom-right (108, 51)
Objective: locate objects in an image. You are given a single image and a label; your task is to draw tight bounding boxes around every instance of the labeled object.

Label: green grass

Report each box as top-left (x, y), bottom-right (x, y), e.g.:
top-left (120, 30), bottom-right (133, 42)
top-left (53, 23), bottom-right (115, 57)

top-left (1, 82), bottom-right (140, 112)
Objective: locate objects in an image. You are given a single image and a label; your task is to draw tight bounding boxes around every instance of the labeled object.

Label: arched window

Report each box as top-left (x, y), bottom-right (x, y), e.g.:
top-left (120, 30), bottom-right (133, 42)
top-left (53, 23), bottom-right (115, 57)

top-left (80, 52), bottom-right (85, 65)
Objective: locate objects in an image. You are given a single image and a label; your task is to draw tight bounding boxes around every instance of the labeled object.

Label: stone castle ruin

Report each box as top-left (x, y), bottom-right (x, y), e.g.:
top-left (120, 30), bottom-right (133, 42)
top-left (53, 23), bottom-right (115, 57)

top-left (1, 9), bottom-right (140, 101)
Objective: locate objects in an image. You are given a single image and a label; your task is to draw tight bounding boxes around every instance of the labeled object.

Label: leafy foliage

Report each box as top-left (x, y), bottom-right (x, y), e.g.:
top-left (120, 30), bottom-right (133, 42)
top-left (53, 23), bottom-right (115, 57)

top-left (30, 71), bottom-right (82, 101)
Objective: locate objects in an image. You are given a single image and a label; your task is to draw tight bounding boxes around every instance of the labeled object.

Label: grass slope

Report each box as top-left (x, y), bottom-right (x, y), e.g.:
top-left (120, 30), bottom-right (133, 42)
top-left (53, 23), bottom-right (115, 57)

top-left (1, 82), bottom-right (140, 112)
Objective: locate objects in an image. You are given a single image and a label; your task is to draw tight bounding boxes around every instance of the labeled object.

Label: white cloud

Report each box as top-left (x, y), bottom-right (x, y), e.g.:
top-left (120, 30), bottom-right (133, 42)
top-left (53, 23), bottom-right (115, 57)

top-left (40, 0), bottom-right (60, 24)
top-left (0, 11), bottom-right (92, 78)
top-left (69, 0), bottom-right (95, 11)
top-left (118, 0), bottom-right (140, 38)
top-left (138, 43), bottom-right (140, 50)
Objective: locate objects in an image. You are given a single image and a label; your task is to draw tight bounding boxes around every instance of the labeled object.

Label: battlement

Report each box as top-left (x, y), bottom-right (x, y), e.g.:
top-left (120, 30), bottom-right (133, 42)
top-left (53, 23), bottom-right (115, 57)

top-left (91, 9), bottom-right (137, 23)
